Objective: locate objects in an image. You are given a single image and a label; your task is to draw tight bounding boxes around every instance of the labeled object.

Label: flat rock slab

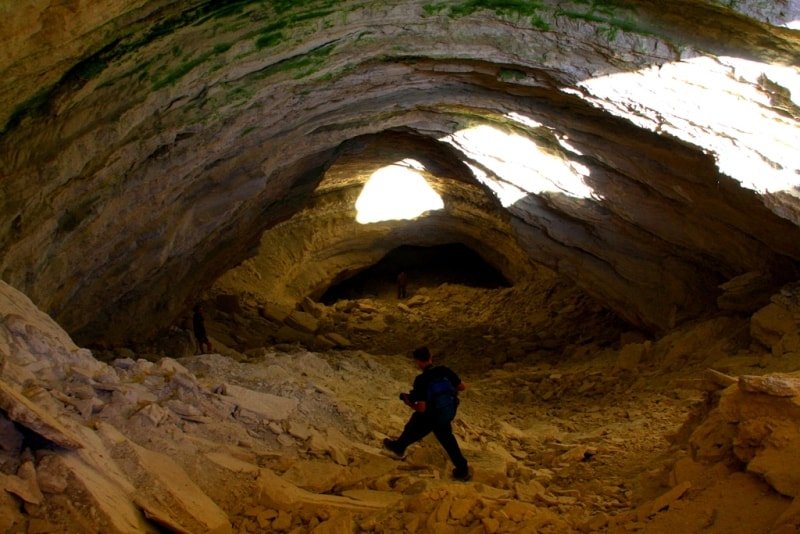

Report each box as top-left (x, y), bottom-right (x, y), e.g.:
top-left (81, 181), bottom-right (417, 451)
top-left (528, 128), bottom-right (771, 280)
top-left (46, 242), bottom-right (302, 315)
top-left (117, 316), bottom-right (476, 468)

top-left (339, 489), bottom-right (403, 507)
top-left (58, 451), bottom-right (150, 534)
top-left (0, 380), bottom-right (83, 449)
top-left (739, 375), bottom-right (800, 397)
top-left (281, 460), bottom-right (346, 493)
top-left (284, 310), bottom-right (319, 334)
top-left (205, 452), bottom-right (260, 474)
top-left (258, 468), bottom-right (390, 511)
top-left (223, 383), bottom-right (297, 421)
top-left (99, 424), bottom-right (232, 534)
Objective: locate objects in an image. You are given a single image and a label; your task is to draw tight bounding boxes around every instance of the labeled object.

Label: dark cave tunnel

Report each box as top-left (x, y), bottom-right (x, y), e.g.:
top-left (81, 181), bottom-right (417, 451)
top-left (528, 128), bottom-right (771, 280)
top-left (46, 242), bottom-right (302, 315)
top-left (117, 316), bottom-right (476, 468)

top-left (320, 243), bottom-right (510, 304)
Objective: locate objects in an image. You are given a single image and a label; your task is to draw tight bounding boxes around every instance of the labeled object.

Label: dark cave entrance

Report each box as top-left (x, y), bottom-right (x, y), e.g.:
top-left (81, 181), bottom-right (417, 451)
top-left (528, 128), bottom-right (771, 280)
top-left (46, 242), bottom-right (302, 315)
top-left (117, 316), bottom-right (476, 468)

top-left (320, 243), bottom-right (510, 304)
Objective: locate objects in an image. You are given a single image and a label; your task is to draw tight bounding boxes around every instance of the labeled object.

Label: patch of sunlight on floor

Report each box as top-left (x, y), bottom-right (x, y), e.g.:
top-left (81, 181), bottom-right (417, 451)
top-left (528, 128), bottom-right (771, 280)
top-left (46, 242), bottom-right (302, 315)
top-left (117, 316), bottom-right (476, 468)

top-left (355, 159), bottom-right (444, 224)
top-left (443, 123), bottom-right (596, 207)
top-left (574, 55), bottom-right (800, 195)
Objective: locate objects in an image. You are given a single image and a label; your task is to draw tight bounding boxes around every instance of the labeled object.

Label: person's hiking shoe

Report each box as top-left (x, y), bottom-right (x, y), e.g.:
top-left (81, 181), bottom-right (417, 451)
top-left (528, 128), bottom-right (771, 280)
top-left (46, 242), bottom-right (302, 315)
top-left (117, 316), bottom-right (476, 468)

top-left (452, 466), bottom-right (471, 482)
top-left (382, 438), bottom-right (405, 458)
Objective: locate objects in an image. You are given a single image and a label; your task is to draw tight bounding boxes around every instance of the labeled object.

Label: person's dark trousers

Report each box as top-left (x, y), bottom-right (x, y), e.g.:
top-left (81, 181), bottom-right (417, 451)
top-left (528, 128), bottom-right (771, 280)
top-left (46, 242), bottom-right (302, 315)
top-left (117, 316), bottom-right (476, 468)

top-left (395, 411), bottom-right (467, 470)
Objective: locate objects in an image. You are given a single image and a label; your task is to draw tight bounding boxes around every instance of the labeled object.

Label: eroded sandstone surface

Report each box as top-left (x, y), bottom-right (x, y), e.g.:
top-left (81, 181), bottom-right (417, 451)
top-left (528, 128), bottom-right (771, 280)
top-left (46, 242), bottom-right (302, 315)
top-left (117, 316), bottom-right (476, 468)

top-left (0, 0), bottom-right (798, 345)
top-left (1, 2), bottom-right (800, 532)
top-left (2, 273), bottom-right (800, 532)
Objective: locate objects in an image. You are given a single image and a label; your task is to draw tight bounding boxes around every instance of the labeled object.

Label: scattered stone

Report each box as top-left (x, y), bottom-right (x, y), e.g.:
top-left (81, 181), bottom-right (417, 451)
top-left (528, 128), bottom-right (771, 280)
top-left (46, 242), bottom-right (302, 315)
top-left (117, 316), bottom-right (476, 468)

top-left (132, 403), bottom-right (169, 426)
top-left (35, 454), bottom-right (69, 494)
top-left (515, 479), bottom-right (547, 502)
top-left (287, 421), bottom-right (312, 440)
top-left (1, 460), bottom-right (43, 504)
top-left (311, 512), bottom-right (354, 534)
top-left (739, 375), bottom-right (800, 397)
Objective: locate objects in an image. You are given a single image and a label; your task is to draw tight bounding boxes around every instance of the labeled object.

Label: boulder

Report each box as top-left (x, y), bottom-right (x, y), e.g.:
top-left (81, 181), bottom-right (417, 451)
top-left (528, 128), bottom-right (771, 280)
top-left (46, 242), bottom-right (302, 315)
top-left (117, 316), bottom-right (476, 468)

top-left (284, 310), bottom-right (319, 334)
top-left (751, 303), bottom-right (797, 350)
top-left (717, 271), bottom-right (775, 312)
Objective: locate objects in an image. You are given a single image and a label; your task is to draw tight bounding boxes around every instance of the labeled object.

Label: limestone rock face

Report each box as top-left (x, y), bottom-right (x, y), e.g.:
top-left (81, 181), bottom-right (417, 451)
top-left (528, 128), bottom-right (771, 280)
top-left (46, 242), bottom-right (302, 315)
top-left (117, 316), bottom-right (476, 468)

top-left (0, 1), bottom-right (798, 344)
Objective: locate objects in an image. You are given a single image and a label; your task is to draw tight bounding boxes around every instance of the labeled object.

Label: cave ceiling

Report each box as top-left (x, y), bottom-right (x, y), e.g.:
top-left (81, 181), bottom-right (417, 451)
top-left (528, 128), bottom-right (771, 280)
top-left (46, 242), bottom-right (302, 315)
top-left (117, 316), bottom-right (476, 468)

top-left (0, 0), bottom-right (799, 345)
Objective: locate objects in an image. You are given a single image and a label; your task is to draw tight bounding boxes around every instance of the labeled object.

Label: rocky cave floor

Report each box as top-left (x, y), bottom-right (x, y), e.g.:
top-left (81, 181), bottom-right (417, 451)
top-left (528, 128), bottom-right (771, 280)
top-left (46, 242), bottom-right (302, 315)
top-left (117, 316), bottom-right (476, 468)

top-left (2, 275), bottom-right (800, 533)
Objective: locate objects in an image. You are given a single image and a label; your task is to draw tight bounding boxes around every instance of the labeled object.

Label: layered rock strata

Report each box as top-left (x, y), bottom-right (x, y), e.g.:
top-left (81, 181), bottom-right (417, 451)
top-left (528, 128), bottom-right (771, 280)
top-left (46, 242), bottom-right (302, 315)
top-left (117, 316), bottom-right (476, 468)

top-left (0, 1), bottom-right (798, 344)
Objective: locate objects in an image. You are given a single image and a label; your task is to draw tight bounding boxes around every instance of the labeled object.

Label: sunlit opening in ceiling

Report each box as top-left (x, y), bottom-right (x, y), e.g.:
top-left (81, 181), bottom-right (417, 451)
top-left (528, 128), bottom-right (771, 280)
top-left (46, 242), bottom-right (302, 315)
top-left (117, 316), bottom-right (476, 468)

top-left (442, 123), bottom-right (595, 207)
top-left (575, 55), bottom-right (800, 196)
top-left (355, 159), bottom-right (444, 224)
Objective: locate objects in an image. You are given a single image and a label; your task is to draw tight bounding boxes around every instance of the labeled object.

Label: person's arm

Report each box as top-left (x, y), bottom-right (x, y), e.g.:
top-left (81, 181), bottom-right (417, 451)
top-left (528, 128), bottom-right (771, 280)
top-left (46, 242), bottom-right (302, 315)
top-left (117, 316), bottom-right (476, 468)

top-left (400, 392), bottom-right (426, 412)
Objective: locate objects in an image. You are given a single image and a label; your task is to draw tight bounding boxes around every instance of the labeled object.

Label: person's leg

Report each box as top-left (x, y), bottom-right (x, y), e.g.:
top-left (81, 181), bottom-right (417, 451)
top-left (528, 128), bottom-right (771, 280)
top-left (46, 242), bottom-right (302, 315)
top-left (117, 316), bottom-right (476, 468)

top-left (390, 412), bottom-right (433, 454)
top-left (432, 422), bottom-right (468, 471)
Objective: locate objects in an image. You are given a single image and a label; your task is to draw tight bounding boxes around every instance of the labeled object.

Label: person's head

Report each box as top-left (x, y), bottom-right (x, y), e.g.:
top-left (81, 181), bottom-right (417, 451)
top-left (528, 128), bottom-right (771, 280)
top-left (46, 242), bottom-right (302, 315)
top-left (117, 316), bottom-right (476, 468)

top-left (193, 304), bottom-right (202, 314)
top-left (412, 346), bottom-right (432, 369)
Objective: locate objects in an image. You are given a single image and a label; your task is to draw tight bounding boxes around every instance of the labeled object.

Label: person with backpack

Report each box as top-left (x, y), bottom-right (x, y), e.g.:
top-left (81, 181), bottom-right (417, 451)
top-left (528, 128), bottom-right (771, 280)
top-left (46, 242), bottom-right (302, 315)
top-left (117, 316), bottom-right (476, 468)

top-left (383, 346), bottom-right (470, 481)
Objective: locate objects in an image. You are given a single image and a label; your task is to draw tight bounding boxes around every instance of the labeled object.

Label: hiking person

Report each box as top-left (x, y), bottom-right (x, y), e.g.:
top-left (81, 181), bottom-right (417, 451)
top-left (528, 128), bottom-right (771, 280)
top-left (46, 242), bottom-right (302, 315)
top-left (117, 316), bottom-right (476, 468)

top-left (192, 304), bottom-right (213, 354)
top-left (396, 271), bottom-right (408, 299)
top-left (383, 346), bottom-right (470, 481)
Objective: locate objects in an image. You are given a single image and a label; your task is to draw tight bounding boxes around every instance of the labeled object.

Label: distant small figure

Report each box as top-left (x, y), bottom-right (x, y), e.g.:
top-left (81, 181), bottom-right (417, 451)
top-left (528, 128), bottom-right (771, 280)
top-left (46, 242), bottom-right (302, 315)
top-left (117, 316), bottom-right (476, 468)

top-left (192, 304), bottom-right (213, 354)
top-left (383, 346), bottom-right (470, 481)
top-left (397, 271), bottom-right (408, 299)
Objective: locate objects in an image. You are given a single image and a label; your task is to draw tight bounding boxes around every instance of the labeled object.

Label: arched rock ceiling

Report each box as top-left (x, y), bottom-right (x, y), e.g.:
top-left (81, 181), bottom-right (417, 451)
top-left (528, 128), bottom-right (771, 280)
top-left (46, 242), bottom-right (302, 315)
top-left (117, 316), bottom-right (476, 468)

top-left (0, 0), bottom-right (799, 344)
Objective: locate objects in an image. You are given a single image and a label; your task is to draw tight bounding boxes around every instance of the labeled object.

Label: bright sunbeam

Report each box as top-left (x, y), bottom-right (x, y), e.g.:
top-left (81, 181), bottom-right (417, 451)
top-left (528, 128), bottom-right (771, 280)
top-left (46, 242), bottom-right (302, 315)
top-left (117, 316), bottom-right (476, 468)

top-left (443, 124), bottom-right (595, 207)
top-left (575, 55), bottom-right (800, 196)
top-left (355, 159), bottom-right (444, 224)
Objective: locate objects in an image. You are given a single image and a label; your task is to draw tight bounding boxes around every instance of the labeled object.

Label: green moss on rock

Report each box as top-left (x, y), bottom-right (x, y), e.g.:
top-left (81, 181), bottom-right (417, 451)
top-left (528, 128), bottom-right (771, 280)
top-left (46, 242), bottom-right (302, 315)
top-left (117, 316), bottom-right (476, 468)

top-left (424, 0), bottom-right (551, 30)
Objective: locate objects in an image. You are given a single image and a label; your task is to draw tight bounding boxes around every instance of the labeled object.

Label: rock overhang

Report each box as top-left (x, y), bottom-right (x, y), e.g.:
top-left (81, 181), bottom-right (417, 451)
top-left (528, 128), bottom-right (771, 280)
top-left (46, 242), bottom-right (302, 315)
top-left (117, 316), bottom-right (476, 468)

top-left (0, 0), bottom-right (798, 344)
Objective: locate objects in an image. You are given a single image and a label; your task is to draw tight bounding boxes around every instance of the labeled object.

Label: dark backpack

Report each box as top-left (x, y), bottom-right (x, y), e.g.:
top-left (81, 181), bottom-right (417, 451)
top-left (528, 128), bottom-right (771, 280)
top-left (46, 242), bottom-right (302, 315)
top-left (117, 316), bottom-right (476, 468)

top-left (427, 376), bottom-right (458, 424)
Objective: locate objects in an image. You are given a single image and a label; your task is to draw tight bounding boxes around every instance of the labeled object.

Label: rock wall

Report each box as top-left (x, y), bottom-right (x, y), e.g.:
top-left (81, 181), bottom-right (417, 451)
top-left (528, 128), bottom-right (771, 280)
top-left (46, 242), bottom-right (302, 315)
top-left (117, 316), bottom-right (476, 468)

top-left (0, 1), bottom-right (798, 343)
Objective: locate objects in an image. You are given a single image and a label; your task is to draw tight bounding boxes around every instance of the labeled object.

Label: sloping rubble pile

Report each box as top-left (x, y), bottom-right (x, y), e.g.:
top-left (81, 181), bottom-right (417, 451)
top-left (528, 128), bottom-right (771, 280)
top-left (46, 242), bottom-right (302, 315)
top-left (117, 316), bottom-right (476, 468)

top-left (1, 279), bottom-right (800, 532)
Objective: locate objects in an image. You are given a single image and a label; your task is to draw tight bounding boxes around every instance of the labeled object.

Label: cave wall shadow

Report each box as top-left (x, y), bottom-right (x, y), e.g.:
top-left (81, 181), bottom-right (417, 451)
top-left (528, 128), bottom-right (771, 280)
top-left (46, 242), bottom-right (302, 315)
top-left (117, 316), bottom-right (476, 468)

top-left (320, 243), bottom-right (510, 304)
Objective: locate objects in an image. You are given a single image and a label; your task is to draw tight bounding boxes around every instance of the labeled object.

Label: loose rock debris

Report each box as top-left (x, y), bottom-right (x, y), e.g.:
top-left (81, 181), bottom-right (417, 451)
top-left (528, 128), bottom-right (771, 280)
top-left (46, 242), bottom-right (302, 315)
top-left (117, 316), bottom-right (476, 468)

top-left (1, 279), bottom-right (800, 532)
